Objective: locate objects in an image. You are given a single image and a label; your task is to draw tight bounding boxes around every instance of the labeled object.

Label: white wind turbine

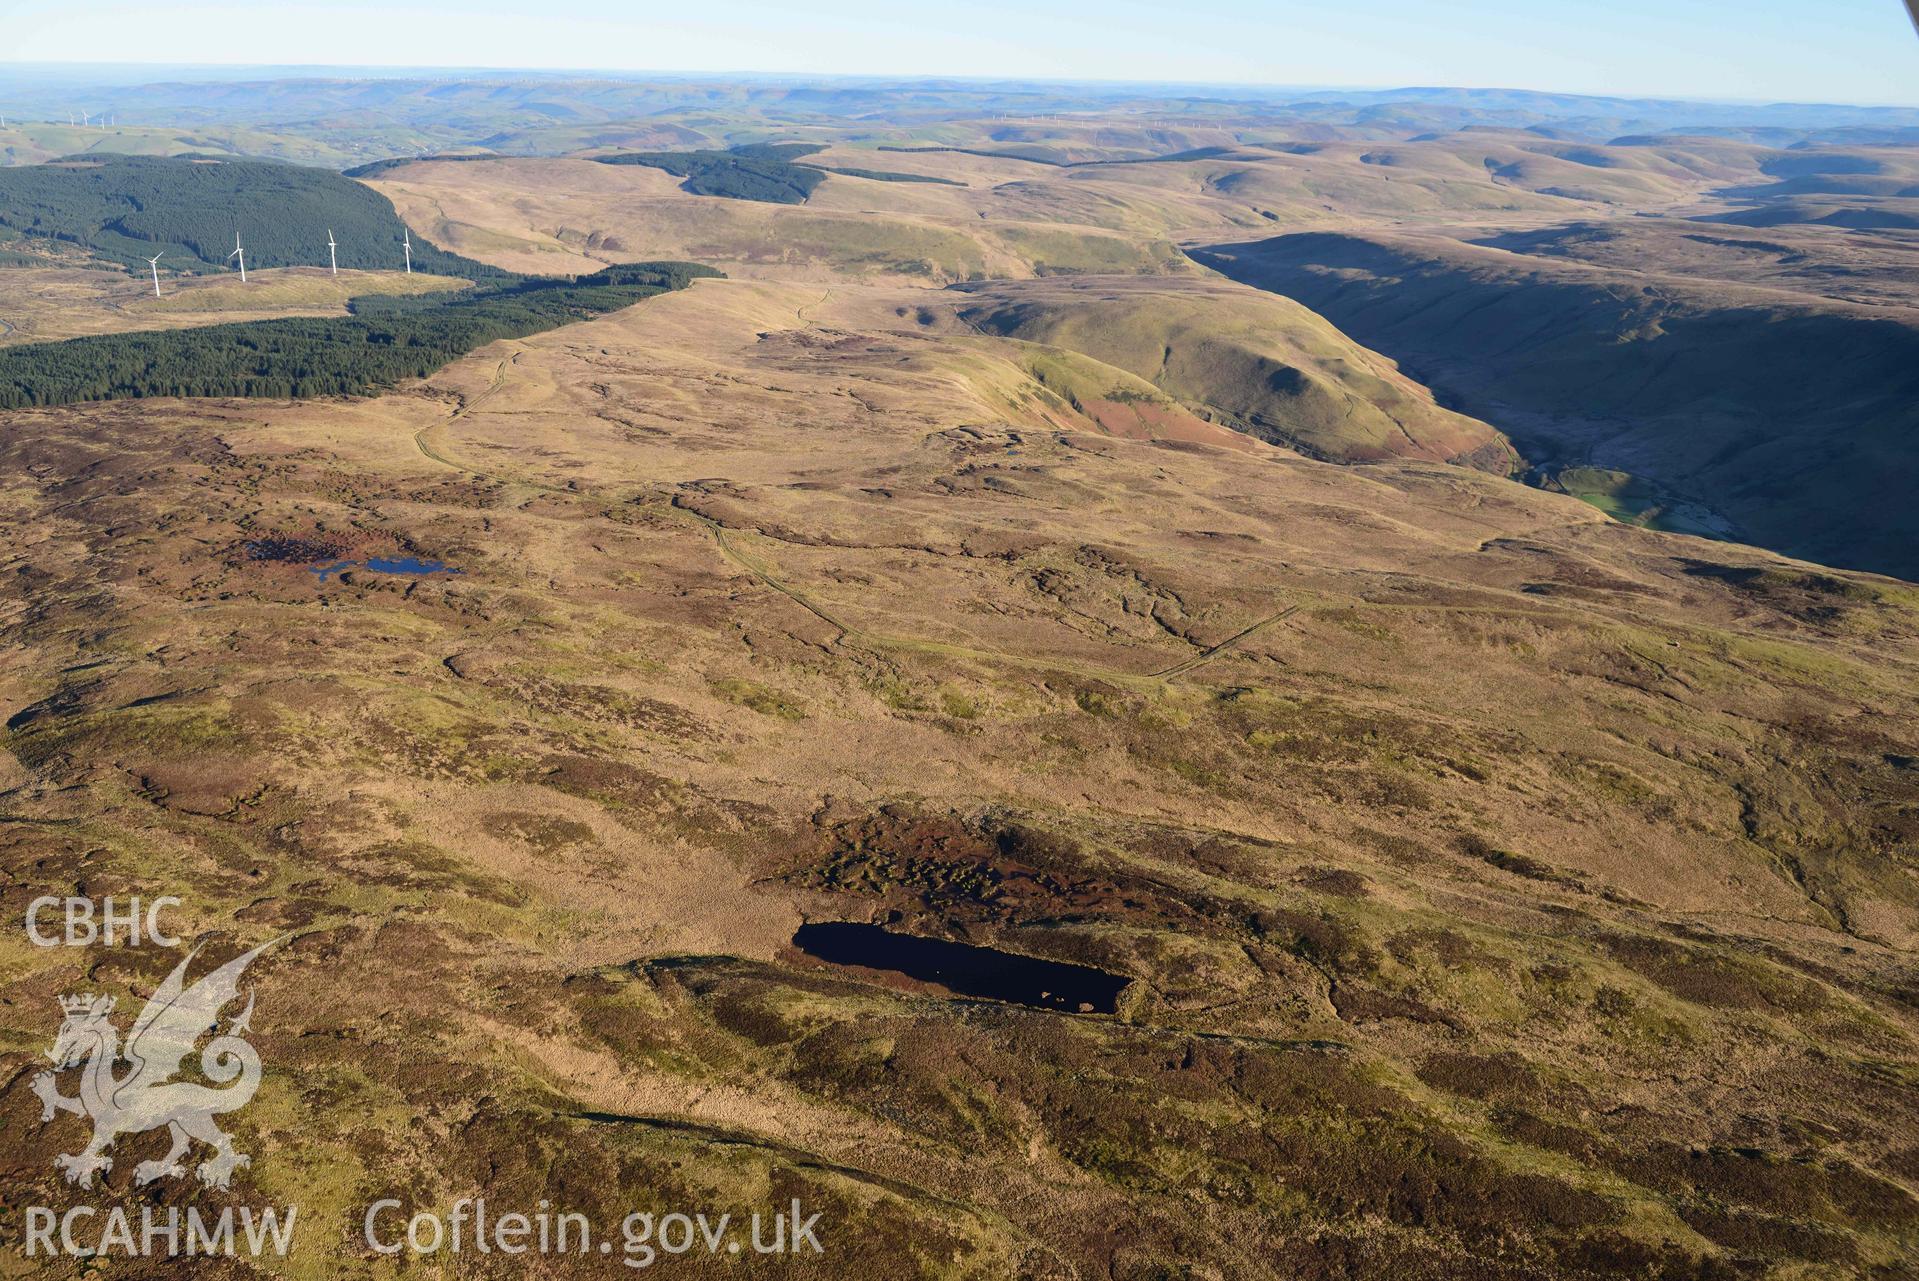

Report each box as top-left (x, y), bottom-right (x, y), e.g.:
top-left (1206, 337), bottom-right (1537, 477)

top-left (326, 228), bottom-right (337, 275)
top-left (401, 225), bottom-right (412, 275)
top-left (146, 252), bottom-right (164, 298)
top-left (228, 231), bottom-right (247, 283)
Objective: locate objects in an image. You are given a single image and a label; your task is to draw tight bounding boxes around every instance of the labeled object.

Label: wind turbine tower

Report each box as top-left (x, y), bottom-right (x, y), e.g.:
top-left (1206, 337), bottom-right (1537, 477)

top-left (401, 226), bottom-right (412, 275)
top-left (327, 228), bottom-right (338, 276)
top-left (146, 252), bottom-right (164, 298)
top-left (228, 231), bottom-right (247, 283)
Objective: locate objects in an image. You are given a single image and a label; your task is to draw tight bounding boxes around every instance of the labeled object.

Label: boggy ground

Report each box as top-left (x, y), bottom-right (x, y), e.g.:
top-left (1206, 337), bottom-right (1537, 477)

top-left (0, 270), bottom-right (1916, 1278)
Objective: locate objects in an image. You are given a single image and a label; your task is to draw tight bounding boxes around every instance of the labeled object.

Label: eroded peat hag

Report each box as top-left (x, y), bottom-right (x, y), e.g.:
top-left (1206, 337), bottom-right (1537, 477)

top-left (791, 921), bottom-right (1132, 1013)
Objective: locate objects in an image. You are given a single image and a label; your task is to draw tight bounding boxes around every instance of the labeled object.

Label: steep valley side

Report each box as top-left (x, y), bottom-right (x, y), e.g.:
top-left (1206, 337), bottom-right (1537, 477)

top-left (1194, 231), bottom-right (1919, 582)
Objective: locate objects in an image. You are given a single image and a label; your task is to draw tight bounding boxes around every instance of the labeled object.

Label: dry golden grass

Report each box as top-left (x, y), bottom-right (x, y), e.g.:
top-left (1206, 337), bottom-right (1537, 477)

top-left (363, 131), bottom-right (1800, 301)
top-left (372, 156), bottom-right (1196, 283)
top-left (2, 139), bottom-right (1917, 1278)
top-left (128, 265), bottom-right (468, 313)
top-left (942, 274), bottom-right (1512, 466)
top-left (0, 264), bottom-right (466, 345)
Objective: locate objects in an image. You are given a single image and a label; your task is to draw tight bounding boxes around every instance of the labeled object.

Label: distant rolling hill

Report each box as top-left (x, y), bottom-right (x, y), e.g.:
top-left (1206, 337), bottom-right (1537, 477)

top-left (1471, 217), bottom-right (1919, 309)
top-left (952, 275), bottom-right (1512, 469)
top-left (1699, 198), bottom-right (1919, 231)
top-left (0, 120), bottom-right (367, 169)
top-left (0, 153), bottom-right (509, 279)
top-left (8, 73), bottom-right (1919, 154)
top-left (1193, 231), bottom-right (1919, 581)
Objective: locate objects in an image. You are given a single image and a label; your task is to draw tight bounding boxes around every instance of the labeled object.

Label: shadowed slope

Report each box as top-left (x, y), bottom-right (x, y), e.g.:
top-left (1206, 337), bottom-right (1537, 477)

top-left (1195, 231), bottom-right (1919, 580)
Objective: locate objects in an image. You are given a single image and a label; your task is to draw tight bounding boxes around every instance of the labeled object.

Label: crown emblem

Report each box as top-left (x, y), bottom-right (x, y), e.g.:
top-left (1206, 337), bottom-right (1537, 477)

top-left (37, 939), bottom-right (280, 1192)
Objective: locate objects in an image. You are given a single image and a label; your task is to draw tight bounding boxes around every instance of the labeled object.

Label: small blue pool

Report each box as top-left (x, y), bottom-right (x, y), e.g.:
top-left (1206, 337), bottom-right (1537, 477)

top-left (311, 557), bottom-right (461, 582)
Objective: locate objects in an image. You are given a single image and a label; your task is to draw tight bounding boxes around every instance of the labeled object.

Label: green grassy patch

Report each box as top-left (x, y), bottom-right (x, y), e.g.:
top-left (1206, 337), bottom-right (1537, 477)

top-left (711, 676), bottom-right (808, 720)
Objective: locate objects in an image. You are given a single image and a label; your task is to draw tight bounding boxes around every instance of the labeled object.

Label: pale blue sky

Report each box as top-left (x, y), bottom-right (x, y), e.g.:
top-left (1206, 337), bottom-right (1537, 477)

top-left (4, 0), bottom-right (1917, 105)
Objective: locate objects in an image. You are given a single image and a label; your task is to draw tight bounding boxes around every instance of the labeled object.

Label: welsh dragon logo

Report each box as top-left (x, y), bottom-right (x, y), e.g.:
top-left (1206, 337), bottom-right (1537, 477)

top-left (31, 938), bottom-right (279, 1190)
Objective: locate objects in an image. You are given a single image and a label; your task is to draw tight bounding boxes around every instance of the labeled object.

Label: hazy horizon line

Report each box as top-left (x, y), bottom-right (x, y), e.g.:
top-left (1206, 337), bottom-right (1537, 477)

top-left (3, 61), bottom-right (1917, 113)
